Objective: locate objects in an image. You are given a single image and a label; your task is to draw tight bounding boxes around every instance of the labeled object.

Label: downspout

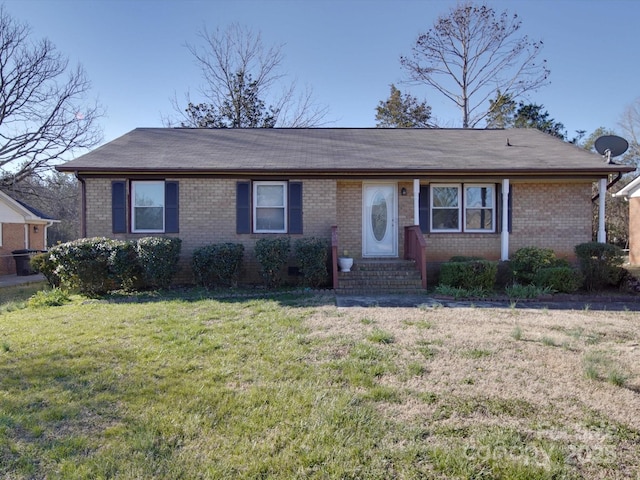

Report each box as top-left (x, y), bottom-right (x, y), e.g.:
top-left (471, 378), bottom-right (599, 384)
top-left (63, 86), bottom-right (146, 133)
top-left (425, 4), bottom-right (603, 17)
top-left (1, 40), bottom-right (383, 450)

top-left (44, 221), bottom-right (54, 249)
top-left (74, 172), bottom-right (87, 238)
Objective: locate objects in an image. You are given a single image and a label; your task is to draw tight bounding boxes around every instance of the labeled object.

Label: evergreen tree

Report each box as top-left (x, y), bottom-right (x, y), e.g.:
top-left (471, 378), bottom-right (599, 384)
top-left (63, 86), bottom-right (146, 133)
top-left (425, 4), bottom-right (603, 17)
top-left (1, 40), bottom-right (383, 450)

top-left (375, 84), bottom-right (433, 128)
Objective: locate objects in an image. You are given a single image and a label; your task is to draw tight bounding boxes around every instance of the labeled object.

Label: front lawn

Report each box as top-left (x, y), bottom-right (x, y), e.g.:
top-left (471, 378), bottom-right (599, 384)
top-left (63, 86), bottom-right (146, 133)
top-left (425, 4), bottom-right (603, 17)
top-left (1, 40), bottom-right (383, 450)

top-left (0, 289), bottom-right (638, 478)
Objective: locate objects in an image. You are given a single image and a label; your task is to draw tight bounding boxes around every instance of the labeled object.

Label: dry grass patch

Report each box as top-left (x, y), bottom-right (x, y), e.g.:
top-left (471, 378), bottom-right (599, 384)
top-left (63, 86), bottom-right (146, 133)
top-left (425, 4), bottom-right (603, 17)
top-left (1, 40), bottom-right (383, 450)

top-left (307, 304), bottom-right (640, 477)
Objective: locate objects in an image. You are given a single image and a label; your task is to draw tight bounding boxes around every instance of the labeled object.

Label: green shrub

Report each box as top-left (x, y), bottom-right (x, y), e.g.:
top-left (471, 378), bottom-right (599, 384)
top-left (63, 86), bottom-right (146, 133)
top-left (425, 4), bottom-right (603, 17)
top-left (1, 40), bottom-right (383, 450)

top-left (135, 237), bottom-right (182, 289)
top-left (533, 266), bottom-right (581, 293)
top-left (574, 242), bottom-right (625, 291)
top-left (28, 288), bottom-right (71, 308)
top-left (31, 251), bottom-right (61, 288)
top-left (294, 237), bottom-right (329, 287)
top-left (192, 243), bottom-right (244, 288)
top-left (45, 237), bottom-right (124, 296)
top-left (254, 237), bottom-right (290, 288)
top-left (109, 240), bottom-right (142, 291)
top-left (438, 259), bottom-right (497, 291)
top-left (510, 246), bottom-right (557, 284)
top-left (31, 237), bottom-right (181, 295)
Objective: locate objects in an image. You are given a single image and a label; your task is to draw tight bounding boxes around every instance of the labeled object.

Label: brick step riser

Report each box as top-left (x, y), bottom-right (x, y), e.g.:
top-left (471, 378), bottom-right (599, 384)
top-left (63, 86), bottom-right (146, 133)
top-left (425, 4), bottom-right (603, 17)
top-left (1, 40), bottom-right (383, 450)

top-left (337, 288), bottom-right (426, 295)
top-left (336, 260), bottom-right (425, 294)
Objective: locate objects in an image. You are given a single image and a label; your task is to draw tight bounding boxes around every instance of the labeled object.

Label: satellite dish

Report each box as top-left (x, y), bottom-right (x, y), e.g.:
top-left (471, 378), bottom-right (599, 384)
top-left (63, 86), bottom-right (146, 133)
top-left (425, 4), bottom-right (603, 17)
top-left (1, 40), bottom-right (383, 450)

top-left (594, 135), bottom-right (628, 163)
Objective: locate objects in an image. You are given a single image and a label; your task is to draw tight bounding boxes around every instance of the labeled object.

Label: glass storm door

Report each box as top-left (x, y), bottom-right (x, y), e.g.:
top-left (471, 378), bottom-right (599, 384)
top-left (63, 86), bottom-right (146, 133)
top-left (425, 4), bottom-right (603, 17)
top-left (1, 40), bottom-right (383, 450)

top-left (363, 183), bottom-right (398, 257)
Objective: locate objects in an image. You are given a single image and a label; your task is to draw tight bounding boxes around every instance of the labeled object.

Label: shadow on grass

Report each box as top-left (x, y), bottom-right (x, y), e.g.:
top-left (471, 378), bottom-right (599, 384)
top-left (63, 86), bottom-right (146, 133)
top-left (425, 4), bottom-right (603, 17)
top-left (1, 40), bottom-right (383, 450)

top-left (100, 286), bottom-right (338, 308)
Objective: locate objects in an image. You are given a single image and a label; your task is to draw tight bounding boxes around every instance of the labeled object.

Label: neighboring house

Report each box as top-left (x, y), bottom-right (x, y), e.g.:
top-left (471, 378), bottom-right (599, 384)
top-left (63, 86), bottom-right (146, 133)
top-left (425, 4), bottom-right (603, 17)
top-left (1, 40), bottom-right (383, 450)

top-left (613, 175), bottom-right (640, 265)
top-left (0, 190), bottom-right (57, 275)
top-left (56, 128), bottom-right (634, 288)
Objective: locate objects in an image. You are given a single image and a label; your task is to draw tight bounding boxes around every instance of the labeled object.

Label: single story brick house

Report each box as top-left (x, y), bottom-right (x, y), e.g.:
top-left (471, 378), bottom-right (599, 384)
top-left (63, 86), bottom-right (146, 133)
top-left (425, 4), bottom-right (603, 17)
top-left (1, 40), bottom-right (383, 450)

top-left (56, 128), bottom-right (634, 288)
top-left (613, 175), bottom-right (640, 265)
top-left (0, 190), bottom-right (57, 275)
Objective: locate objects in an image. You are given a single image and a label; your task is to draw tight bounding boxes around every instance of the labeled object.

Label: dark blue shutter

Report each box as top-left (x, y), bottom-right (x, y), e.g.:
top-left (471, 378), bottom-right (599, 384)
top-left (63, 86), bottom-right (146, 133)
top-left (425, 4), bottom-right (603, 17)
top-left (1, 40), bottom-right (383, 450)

top-left (236, 181), bottom-right (251, 234)
top-left (419, 185), bottom-right (430, 233)
top-left (165, 182), bottom-right (179, 233)
top-left (112, 181), bottom-right (127, 233)
top-left (288, 182), bottom-right (303, 234)
top-left (507, 186), bottom-right (513, 233)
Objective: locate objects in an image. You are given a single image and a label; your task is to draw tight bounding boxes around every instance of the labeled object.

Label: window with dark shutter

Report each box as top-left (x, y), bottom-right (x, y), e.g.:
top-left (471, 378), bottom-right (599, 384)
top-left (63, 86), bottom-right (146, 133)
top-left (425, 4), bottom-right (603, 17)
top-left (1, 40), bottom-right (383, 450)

top-left (288, 182), bottom-right (303, 234)
top-left (419, 185), bottom-right (430, 233)
top-left (165, 182), bottom-right (179, 233)
top-left (236, 181), bottom-right (251, 234)
top-left (112, 181), bottom-right (127, 233)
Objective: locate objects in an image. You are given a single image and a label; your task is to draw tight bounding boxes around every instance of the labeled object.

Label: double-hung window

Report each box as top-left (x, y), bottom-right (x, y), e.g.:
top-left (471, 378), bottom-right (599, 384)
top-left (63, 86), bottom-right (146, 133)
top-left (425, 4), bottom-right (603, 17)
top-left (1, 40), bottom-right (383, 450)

top-left (430, 184), bottom-right (495, 233)
top-left (431, 184), bottom-right (461, 231)
top-left (132, 181), bottom-right (165, 232)
top-left (112, 180), bottom-right (179, 234)
top-left (237, 181), bottom-right (302, 235)
top-left (253, 181), bottom-right (287, 233)
top-left (464, 185), bottom-right (495, 232)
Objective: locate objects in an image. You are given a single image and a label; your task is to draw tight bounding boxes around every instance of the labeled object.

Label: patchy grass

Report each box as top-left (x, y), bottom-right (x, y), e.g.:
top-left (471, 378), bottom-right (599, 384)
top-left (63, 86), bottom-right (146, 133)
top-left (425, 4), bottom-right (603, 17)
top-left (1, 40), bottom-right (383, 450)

top-left (0, 288), bottom-right (639, 478)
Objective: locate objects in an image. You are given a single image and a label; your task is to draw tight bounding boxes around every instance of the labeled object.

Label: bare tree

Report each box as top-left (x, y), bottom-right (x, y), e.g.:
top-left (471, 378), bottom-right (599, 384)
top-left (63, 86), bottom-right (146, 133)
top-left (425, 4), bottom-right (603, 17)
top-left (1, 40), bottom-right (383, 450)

top-left (171, 24), bottom-right (328, 128)
top-left (9, 171), bottom-right (80, 245)
top-left (400, 2), bottom-right (549, 128)
top-left (618, 98), bottom-right (640, 169)
top-left (0, 7), bottom-right (102, 187)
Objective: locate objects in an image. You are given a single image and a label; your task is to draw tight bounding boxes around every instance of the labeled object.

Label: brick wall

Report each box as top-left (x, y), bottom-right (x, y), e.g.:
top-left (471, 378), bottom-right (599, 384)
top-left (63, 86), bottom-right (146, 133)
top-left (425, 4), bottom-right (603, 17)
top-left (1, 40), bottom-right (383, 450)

top-left (0, 223), bottom-right (24, 274)
top-left (509, 182), bottom-right (592, 260)
top-left (0, 223), bottom-right (45, 275)
top-left (84, 177), bottom-right (336, 284)
top-left (336, 181), bottom-right (362, 258)
top-left (83, 177), bottom-right (594, 284)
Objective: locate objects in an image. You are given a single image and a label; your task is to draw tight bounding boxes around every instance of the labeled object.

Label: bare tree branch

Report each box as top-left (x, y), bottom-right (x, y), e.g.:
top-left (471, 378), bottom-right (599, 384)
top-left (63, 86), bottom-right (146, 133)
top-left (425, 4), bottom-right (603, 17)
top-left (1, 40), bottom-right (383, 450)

top-left (400, 2), bottom-right (549, 128)
top-left (170, 23), bottom-right (329, 128)
top-left (0, 8), bottom-right (102, 186)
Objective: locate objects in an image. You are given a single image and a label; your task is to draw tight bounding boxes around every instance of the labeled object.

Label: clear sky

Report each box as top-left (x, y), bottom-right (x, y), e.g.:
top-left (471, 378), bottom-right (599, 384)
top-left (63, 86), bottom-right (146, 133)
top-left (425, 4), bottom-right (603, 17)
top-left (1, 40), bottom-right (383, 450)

top-left (3, 0), bottom-right (639, 150)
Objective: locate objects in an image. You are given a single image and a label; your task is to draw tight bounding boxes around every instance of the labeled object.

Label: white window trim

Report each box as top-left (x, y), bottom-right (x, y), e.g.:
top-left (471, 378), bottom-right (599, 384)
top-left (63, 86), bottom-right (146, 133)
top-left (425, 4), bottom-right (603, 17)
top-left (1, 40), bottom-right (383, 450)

top-left (0, 223), bottom-right (3, 246)
top-left (430, 183), bottom-right (496, 233)
top-left (430, 184), bottom-right (461, 232)
top-left (131, 180), bottom-right (165, 233)
top-left (253, 181), bottom-right (287, 234)
top-left (463, 184), bottom-right (496, 233)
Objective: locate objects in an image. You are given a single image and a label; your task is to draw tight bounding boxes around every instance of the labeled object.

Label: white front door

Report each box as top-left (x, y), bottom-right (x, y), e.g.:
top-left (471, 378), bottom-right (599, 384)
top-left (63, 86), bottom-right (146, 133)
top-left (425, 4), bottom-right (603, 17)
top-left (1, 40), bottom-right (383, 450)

top-left (363, 183), bottom-right (398, 257)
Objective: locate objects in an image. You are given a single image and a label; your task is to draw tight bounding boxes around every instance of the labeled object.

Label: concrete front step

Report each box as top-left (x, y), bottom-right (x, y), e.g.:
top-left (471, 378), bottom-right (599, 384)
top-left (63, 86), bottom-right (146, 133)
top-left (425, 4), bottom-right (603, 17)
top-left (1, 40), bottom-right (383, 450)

top-left (336, 259), bottom-right (424, 294)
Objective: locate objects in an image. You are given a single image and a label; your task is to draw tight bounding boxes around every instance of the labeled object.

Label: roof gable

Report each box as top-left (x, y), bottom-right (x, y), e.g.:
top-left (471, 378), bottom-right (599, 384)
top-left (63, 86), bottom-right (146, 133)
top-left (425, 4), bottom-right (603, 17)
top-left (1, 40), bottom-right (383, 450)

top-left (0, 190), bottom-right (56, 223)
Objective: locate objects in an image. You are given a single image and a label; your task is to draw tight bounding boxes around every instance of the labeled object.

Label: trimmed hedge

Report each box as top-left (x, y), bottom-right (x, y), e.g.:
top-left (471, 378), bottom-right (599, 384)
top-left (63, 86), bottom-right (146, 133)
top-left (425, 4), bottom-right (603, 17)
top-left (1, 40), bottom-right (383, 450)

top-left (294, 237), bottom-right (329, 287)
top-left (255, 237), bottom-right (290, 288)
top-left (439, 259), bottom-right (498, 291)
top-left (510, 246), bottom-right (557, 284)
top-left (533, 266), bottom-right (581, 293)
top-left (192, 243), bottom-right (244, 288)
top-left (574, 242), bottom-right (625, 291)
top-left (33, 236), bottom-right (181, 295)
top-left (135, 237), bottom-right (182, 289)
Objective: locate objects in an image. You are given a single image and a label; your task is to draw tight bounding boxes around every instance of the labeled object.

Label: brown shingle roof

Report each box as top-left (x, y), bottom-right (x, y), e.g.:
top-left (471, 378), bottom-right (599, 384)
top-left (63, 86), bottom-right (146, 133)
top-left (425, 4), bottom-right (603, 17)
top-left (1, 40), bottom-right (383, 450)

top-left (57, 128), bottom-right (635, 177)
